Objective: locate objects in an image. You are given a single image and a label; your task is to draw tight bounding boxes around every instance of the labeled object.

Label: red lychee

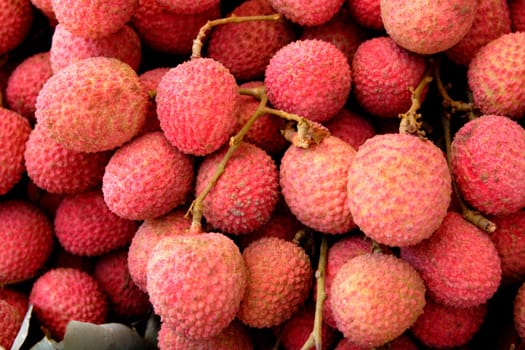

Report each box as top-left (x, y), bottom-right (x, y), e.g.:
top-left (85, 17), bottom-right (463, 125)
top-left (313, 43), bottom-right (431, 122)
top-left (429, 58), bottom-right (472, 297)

top-left (0, 0), bottom-right (33, 55)
top-left (347, 0), bottom-right (383, 31)
top-left (322, 108), bottom-right (375, 150)
top-left (268, 0), bottom-right (345, 26)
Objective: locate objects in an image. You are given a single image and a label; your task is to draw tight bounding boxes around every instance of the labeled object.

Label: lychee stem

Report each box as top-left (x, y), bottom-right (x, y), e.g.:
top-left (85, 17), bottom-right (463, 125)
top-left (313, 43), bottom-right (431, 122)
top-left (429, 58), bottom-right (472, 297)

top-left (239, 86), bottom-right (330, 147)
top-left (301, 235), bottom-right (328, 350)
top-left (434, 62), bottom-right (476, 115)
top-left (191, 14), bottom-right (282, 59)
top-left (441, 113), bottom-right (496, 233)
top-left (186, 91), bottom-right (269, 233)
top-left (398, 69), bottom-right (433, 137)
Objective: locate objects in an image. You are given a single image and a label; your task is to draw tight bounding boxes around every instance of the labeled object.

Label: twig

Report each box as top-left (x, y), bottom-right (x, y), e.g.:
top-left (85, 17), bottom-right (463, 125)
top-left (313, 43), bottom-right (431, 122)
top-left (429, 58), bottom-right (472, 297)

top-left (434, 62), bottom-right (474, 114)
top-left (441, 113), bottom-right (496, 233)
top-left (301, 235), bottom-right (328, 350)
top-left (191, 14), bottom-right (281, 59)
top-left (398, 68), bottom-right (434, 137)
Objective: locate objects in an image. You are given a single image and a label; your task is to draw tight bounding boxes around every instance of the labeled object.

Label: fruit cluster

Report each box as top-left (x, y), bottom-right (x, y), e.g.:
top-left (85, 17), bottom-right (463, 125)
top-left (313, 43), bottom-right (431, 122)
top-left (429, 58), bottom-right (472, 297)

top-left (0, 0), bottom-right (524, 349)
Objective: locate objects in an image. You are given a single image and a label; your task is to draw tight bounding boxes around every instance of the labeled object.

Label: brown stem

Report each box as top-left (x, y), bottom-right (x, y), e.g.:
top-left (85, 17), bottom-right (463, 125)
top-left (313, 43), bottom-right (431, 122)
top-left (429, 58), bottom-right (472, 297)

top-left (441, 113), bottom-right (496, 233)
top-left (398, 69), bottom-right (433, 137)
top-left (186, 92), bottom-right (268, 233)
top-left (435, 62), bottom-right (474, 114)
top-left (191, 14), bottom-right (281, 59)
top-left (301, 235), bottom-right (328, 350)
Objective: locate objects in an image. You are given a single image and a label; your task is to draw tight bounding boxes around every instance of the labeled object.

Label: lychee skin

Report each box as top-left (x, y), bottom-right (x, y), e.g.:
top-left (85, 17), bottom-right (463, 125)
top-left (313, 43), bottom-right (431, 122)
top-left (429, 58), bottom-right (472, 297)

top-left (196, 142), bottom-right (279, 235)
top-left (0, 0), bottom-right (33, 55)
top-left (35, 56), bottom-right (148, 153)
top-left (467, 32), bottom-right (525, 119)
top-left (50, 24), bottom-right (142, 73)
top-left (0, 300), bottom-right (23, 349)
top-left (280, 136), bottom-right (357, 234)
top-left (401, 212), bottom-right (502, 308)
top-left (156, 58), bottom-right (239, 156)
top-left (131, 0), bottom-right (221, 56)
top-left (380, 0), bottom-right (477, 54)
top-left (137, 67), bottom-right (169, 135)
top-left (6, 51), bottom-right (53, 121)
top-left (207, 0), bottom-right (296, 82)
top-left (411, 299), bottom-right (487, 348)
top-left (155, 0), bottom-right (219, 14)
top-left (158, 320), bottom-right (253, 350)
top-left (0, 287), bottom-right (29, 320)
top-left (102, 132), bottom-right (194, 220)
top-left (322, 108), bottom-right (375, 150)
top-left (351, 36), bottom-right (427, 118)
top-left (25, 123), bottom-right (112, 194)
top-left (347, 0), bottom-right (383, 31)
top-left (93, 249), bottom-right (151, 319)
top-left (489, 211), bottom-right (525, 284)
top-left (237, 237), bottom-right (312, 328)
top-left (147, 233), bottom-right (246, 340)
top-left (265, 39), bottom-right (351, 123)
top-left (29, 268), bottom-right (108, 340)
top-left (51, 0), bottom-right (138, 39)
top-left (445, 0), bottom-right (511, 66)
top-left (127, 209), bottom-right (192, 292)
top-left (0, 108), bottom-right (31, 195)
top-left (451, 115), bottom-right (525, 215)
top-left (54, 190), bottom-right (139, 257)
top-left (268, 0), bottom-right (345, 26)
top-left (0, 200), bottom-right (54, 285)
top-left (514, 281), bottom-right (525, 338)
top-left (331, 254), bottom-right (426, 348)
top-left (510, 0), bottom-right (525, 31)
top-left (347, 133), bottom-right (451, 247)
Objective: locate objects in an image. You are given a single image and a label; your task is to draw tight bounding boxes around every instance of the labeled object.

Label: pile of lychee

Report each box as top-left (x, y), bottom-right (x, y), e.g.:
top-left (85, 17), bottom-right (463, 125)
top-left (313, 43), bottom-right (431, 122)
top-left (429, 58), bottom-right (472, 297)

top-left (0, 0), bottom-right (524, 349)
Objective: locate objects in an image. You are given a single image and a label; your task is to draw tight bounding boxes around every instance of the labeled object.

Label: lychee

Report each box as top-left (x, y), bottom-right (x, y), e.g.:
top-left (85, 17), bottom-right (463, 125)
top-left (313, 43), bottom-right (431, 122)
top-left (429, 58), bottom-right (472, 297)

top-left (451, 115), bottom-right (525, 215)
top-left (380, 0), bottom-right (477, 54)
top-left (0, 200), bottom-right (54, 285)
top-left (351, 36), bottom-right (428, 118)
top-left (467, 32), bottom-right (525, 119)
top-left (131, 0), bottom-right (220, 56)
top-left (50, 24), bottom-right (142, 73)
top-left (29, 267), bottom-right (108, 340)
top-left (331, 253), bottom-right (426, 347)
top-left (401, 211), bottom-right (502, 308)
top-left (25, 123), bottom-right (112, 194)
top-left (322, 108), bottom-right (375, 150)
top-left (237, 237), bottom-right (312, 328)
top-left (0, 0), bottom-right (33, 55)
top-left (300, 8), bottom-right (367, 64)
top-left (147, 233), bottom-right (246, 339)
top-left (410, 298), bottom-right (487, 348)
top-left (0, 107), bottom-right (31, 195)
top-left (54, 190), bottom-right (138, 256)
top-left (5, 51), bottom-right (53, 122)
top-left (137, 67), bottom-right (169, 135)
top-left (207, 0), bottom-right (296, 82)
top-left (156, 58), bottom-right (239, 156)
top-left (0, 299), bottom-right (23, 349)
top-left (158, 320), bottom-right (253, 350)
top-left (0, 287), bottom-right (29, 319)
top-left (93, 249), bottom-right (151, 319)
top-left (102, 131), bottom-right (194, 220)
top-left (347, 0), bottom-right (383, 31)
top-left (195, 142), bottom-right (279, 235)
top-left (265, 39), bottom-right (351, 123)
top-left (155, 0), bottom-right (219, 14)
top-left (514, 281), bottom-right (525, 338)
top-left (347, 133), bottom-right (451, 247)
top-left (127, 208), bottom-right (192, 292)
top-left (510, 0), bottom-right (525, 31)
top-left (268, 0), bottom-right (345, 26)
top-left (280, 135), bottom-right (357, 234)
top-left (445, 0), bottom-right (511, 66)
top-left (489, 210), bottom-right (525, 284)
top-left (35, 56), bottom-right (148, 153)
top-left (51, 0), bottom-right (139, 39)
